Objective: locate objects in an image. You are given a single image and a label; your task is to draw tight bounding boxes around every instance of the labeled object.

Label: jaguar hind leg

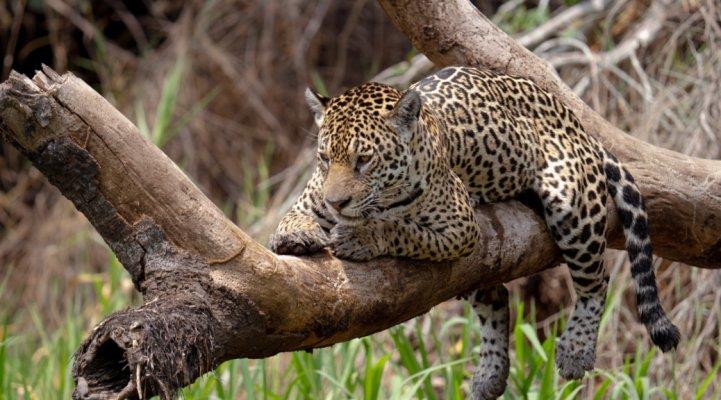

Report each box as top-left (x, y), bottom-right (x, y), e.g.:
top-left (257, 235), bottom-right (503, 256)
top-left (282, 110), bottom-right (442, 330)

top-left (538, 164), bottom-right (609, 380)
top-left (554, 269), bottom-right (608, 380)
top-left (466, 285), bottom-right (510, 400)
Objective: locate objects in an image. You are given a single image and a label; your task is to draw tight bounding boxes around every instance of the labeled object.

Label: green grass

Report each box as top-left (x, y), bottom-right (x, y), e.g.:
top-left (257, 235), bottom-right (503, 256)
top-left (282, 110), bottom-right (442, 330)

top-left (494, 2), bottom-right (550, 36)
top-left (135, 53), bottom-right (220, 151)
top-left (1, 255), bottom-right (718, 399)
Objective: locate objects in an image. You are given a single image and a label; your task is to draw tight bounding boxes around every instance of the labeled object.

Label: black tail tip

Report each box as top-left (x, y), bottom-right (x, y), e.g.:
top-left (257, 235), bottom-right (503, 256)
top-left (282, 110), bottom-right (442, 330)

top-left (650, 320), bottom-right (681, 352)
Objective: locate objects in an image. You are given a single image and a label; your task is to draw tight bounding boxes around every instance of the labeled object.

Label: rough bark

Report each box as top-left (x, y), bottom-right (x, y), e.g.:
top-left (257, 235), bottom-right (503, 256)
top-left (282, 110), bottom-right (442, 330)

top-left (0, 2), bottom-right (718, 397)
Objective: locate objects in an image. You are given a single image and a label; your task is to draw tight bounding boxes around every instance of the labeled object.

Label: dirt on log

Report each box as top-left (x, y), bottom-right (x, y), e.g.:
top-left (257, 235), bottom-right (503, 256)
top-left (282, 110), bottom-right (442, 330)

top-left (0, 3), bottom-right (719, 398)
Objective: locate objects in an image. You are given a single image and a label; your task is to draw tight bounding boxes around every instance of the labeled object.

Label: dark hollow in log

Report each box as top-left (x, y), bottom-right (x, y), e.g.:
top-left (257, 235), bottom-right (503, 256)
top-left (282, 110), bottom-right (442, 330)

top-left (74, 300), bottom-right (217, 400)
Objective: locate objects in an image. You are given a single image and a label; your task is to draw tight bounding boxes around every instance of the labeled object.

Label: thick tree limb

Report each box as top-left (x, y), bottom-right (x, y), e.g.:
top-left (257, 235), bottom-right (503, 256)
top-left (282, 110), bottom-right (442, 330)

top-left (0, 1), bottom-right (719, 397)
top-left (378, 0), bottom-right (721, 266)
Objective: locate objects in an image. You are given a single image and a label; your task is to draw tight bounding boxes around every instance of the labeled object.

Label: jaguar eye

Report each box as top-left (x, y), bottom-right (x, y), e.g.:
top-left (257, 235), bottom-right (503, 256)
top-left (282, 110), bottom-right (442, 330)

top-left (356, 154), bottom-right (372, 171)
top-left (319, 153), bottom-right (330, 168)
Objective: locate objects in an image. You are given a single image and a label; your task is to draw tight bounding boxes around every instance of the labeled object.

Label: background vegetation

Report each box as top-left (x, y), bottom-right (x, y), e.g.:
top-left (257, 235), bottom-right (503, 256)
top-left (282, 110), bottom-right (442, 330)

top-left (0, 0), bottom-right (719, 398)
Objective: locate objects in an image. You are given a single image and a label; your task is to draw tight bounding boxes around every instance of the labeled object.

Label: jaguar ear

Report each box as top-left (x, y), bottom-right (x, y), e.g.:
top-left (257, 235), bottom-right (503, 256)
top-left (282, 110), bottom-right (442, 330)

top-left (387, 90), bottom-right (421, 140)
top-left (305, 87), bottom-right (330, 127)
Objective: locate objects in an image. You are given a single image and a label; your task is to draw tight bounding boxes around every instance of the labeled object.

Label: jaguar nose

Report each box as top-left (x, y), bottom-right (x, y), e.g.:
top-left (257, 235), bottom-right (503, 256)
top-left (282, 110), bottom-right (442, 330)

top-left (326, 196), bottom-right (351, 212)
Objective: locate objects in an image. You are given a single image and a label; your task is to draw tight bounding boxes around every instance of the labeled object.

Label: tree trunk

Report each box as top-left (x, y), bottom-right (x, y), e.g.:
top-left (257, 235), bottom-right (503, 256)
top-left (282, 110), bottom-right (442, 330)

top-left (0, 2), bottom-right (719, 398)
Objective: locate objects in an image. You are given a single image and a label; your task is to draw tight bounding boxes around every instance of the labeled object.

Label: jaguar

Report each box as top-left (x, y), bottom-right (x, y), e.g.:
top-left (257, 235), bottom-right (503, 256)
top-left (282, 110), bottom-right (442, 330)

top-left (269, 66), bottom-right (679, 399)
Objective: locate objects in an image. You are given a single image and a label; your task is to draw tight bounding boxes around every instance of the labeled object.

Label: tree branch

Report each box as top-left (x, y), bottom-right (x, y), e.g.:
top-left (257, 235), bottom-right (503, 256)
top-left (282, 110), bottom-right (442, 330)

top-left (0, 1), bottom-right (719, 397)
top-left (0, 67), bottom-right (560, 399)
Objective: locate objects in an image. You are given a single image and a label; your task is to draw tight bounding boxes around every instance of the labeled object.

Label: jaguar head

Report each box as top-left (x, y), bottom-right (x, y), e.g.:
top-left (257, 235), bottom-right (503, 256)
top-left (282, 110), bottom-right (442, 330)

top-left (307, 83), bottom-right (424, 224)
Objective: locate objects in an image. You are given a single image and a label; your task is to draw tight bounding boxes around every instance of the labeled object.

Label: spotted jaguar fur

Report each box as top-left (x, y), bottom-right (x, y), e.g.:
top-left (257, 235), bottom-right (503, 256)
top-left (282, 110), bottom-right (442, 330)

top-left (269, 66), bottom-right (679, 399)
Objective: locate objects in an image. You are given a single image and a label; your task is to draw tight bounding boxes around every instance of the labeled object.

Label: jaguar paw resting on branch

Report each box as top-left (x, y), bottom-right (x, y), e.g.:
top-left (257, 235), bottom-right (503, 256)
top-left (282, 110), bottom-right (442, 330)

top-left (0, 1), bottom-right (719, 399)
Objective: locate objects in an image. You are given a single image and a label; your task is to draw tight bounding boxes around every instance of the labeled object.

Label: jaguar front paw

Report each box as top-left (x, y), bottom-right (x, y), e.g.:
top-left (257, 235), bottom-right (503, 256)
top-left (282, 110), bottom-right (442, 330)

top-left (328, 224), bottom-right (384, 261)
top-left (330, 241), bottom-right (381, 261)
top-left (268, 230), bottom-right (328, 255)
